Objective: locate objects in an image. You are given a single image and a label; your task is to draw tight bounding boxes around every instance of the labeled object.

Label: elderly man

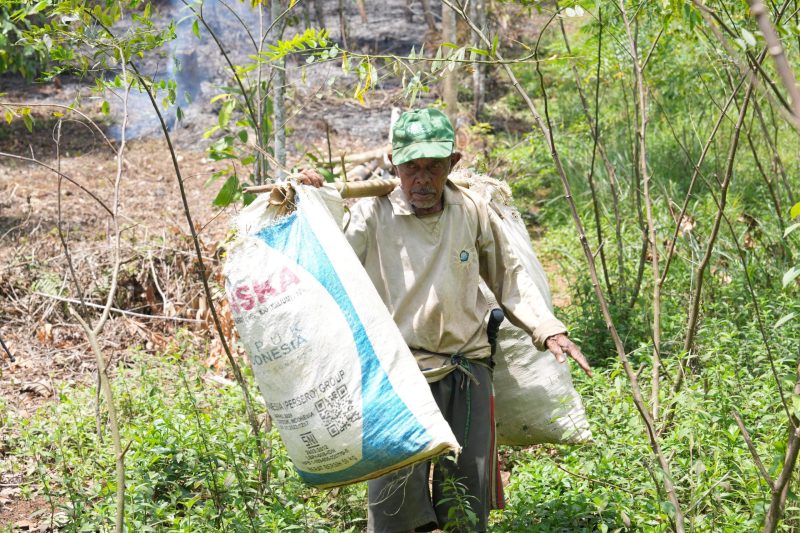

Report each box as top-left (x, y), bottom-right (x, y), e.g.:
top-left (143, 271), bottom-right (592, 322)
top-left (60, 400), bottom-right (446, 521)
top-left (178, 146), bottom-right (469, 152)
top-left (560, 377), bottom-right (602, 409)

top-left (301, 108), bottom-right (590, 533)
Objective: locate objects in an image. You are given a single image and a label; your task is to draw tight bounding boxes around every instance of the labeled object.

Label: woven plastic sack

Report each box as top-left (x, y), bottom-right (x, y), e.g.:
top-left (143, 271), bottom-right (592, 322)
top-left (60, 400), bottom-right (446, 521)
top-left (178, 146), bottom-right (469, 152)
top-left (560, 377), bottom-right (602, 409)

top-left (224, 184), bottom-right (459, 488)
top-left (452, 170), bottom-right (592, 446)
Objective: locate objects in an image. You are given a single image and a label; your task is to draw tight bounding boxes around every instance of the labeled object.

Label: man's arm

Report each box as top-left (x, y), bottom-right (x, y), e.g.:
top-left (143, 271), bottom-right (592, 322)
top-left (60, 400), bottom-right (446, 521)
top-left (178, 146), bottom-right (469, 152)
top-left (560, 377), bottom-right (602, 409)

top-left (476, 196), bottom-right (592, 377)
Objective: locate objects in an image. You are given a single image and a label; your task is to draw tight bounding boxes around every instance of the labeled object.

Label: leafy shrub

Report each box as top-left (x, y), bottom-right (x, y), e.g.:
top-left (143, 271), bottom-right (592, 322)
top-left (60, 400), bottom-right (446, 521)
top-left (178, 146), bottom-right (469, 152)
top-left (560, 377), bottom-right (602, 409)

top-left (0, 2), bottom-right (48, 80)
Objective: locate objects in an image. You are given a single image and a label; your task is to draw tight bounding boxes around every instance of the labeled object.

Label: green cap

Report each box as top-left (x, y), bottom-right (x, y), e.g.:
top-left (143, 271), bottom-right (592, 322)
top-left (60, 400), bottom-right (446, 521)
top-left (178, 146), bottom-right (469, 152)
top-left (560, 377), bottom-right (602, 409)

top-left (391, 108), bottom-right (455, 166)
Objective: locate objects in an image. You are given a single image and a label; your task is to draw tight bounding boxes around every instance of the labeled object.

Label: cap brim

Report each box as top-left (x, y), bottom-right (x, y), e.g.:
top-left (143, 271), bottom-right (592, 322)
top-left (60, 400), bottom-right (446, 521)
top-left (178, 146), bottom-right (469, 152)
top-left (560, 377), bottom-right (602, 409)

top-left (392, 140), bottom-right (453, 166)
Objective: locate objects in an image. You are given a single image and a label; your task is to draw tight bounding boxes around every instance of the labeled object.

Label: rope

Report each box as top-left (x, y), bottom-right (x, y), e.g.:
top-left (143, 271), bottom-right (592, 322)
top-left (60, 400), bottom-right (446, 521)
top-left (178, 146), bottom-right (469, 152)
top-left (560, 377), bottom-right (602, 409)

top-left (451, 354), bottom-right (478, 446)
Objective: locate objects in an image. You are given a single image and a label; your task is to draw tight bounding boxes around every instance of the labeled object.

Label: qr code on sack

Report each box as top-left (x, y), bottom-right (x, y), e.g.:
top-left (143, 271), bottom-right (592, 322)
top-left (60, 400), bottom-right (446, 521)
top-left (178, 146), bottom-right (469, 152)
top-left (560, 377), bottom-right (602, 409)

top-left (314, 384), bottom-right (361, 437)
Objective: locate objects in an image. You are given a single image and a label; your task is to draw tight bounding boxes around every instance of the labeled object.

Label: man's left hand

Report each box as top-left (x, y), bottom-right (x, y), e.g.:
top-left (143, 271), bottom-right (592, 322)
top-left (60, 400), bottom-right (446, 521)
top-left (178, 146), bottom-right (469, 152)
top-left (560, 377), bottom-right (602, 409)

top-left (545, 333), bottom-right (592, 377)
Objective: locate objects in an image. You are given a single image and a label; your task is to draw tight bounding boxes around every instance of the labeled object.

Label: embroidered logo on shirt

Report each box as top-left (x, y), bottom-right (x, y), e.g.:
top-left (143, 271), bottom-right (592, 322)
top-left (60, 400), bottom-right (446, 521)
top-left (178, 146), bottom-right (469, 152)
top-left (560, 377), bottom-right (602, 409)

top-left (459, 250), bottom-right (470, 262)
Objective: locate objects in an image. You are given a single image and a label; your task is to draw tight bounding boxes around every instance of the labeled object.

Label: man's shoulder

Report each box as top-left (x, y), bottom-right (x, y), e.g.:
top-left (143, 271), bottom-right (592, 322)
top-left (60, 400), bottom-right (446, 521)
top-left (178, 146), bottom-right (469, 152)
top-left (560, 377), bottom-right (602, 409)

top-left (448, 181), bottom-right (491, 217)
top-left (350, 194), bottom-right (393, 221)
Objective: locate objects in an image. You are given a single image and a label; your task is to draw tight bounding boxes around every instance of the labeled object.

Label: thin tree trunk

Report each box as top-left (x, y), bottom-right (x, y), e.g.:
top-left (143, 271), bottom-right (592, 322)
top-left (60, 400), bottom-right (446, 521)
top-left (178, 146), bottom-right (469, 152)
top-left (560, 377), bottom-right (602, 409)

top-left (74, 319), bottom-right (127, 533)
top-left (60, 53), bottom-right (131, 532)
top-left (338, 0), bottom-right (350, 49)
top-left (692, 0), bottom-right (800, 131)
top-left (744, 127), bottom-right (785, 232)
top-left (595, 10), bottom-right (625, 300)
top-left (447, 3), bottom-right (686, 528)
top-left (442, 0), bottom-right (458, 124)
top-left (748, 0), bottom-right (800, 119)
top-left (724, 231), bottom-right (799, 533)
top-left (660, 75), bottom-right (746, 287)
top-left (355, 0), bottom-right (367, 22)
top-left (763, 356), bottom-right (800, 532)
top-left (471, 0), bottom-right (487, 117)
top-left (257, 3), bottom-right (266, 184)
top-left (272, 0), bottom-right (287, 178)
top-left (752, 98), bottom-right (794, 203)
top-left (421, 0), bottom-right (437, 31)
top-left (683, 81), bottom-right (756, 354)
top-left (559, 16), bottom-right (617, 302)
top-left (626, 75), bottom-right (648, 311)
top-left (114, 54), bottom-right (268, 479)
top-left (619, 0), bottom-right (663, 420)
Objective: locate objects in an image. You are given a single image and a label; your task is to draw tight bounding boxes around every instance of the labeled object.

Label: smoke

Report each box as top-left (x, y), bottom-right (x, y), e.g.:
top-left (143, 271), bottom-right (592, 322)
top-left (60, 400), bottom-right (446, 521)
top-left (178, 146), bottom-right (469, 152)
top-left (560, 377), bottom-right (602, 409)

top-left (109, 0), bottom-right (266, 141)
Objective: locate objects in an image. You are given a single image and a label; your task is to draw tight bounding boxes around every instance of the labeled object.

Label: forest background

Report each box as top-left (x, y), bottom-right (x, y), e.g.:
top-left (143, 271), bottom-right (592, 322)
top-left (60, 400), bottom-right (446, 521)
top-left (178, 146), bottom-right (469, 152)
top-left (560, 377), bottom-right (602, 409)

top-left (0, 0), bottom-right (799, 530)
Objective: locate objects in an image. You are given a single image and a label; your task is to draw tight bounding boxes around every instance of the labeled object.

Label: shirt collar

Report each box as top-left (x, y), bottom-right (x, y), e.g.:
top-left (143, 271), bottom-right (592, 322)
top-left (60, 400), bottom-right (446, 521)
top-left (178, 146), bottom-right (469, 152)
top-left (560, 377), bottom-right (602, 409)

top-left (388, 179), bottom-right (464, 216)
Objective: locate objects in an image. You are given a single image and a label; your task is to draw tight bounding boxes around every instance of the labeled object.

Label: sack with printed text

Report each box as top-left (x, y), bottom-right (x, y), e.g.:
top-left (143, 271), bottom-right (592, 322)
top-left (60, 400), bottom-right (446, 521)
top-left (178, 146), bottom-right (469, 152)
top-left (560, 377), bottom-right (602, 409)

top-left (454, 169), bottom-right (593, 446)
top-left (224, 184), bottom-right (459, 488)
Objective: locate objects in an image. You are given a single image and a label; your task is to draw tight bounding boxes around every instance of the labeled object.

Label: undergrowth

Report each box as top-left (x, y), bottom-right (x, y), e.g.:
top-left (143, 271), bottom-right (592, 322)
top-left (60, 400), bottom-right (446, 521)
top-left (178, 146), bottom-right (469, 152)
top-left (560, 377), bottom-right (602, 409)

top-left (4, 278), bottom-right (799, 532)
top-left (3, 338), bottom-right (366, 532)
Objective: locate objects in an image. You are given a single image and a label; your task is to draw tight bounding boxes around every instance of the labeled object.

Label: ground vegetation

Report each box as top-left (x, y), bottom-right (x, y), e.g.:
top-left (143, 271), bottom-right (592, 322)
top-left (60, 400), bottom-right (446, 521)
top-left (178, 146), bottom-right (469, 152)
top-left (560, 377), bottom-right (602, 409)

top-left (1, 0), bottom-right (799, 530)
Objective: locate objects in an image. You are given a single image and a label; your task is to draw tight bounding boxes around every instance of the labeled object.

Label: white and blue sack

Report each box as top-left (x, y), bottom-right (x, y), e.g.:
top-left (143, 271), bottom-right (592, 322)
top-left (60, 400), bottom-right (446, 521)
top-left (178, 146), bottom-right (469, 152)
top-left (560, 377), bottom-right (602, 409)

top-left (224, 184), bottom-right (459, 489)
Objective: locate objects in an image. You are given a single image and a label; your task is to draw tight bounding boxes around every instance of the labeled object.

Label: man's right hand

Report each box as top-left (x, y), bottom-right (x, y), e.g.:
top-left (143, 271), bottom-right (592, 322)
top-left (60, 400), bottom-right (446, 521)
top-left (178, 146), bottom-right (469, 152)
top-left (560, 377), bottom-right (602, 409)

top-left (296, 169), bottom-right (325, 188)
top-left (545, 333), bottom-right (592, 377)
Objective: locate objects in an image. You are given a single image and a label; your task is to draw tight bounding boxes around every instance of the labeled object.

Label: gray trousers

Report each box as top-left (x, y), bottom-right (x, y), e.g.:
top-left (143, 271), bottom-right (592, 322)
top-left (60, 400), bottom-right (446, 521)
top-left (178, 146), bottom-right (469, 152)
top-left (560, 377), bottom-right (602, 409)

top-left (367, 363), bottom-right (498, 533)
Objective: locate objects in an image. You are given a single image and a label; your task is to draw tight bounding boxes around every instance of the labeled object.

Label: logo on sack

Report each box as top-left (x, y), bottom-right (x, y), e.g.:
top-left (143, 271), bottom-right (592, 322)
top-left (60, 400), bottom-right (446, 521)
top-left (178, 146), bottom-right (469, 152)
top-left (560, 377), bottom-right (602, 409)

top-left (229, 267), bottom-right (301, 314)
top-left (251, 327), bottom-right (309, 365)
top-left (459, 250), bottom-right (469, 262)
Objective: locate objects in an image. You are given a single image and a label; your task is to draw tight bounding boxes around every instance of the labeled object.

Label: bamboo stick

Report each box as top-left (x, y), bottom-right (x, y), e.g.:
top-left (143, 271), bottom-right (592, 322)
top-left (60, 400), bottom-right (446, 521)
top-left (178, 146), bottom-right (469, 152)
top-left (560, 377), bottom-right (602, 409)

top-left (244, 177), bottom-right (471, 198)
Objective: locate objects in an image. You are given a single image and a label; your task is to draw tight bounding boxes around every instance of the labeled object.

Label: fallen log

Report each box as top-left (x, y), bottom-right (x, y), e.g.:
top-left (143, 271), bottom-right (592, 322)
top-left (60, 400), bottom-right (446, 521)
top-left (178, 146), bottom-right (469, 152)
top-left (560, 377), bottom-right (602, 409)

top-left (340, 145), bottom-right (391, 165)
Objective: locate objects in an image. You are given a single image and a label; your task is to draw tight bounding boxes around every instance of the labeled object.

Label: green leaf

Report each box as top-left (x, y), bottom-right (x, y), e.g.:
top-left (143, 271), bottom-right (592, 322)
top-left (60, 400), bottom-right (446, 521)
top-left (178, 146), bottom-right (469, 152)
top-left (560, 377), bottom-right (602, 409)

top-left (790, 201), bottom-right (800, 219)
top-left (101, 100), bottom-right (110, 115)
top-left (209, 136), bottom-right (236, 160)
top-left (774, 313), bottom-right (796, 328)
top-left (22, 113), bottom-right (33, 133)
top-left (203, 125), bottom-right (220, 139)
top-left (319, 168), bottom-right (336, 183)
top-left (785, 222), bottom-right (800, 237)
top-left (29, 1), bottom-right (48, 15)
top-left (213, 175), bottom-right (240, 207)
top-left (242, 192), bottom-right (257, 206)
top-left (783, 266), bottom-right (800, 288)
top-left (210, 93), bottom-right (232, 104)
top-left (4, 110), bottom-right (12, 125)
top-left (218, 100), bottom-right (235, 128)
top-left (192, 19), bottom-right (200, 39)
top-left (741, 28), bottom-right (757, 47)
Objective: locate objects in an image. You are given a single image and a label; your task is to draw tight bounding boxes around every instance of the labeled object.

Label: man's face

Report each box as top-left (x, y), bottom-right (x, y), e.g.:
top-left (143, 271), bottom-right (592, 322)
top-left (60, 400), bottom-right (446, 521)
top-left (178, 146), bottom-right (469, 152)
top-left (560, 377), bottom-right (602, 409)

top-left (393, 153), bottom-right (461, 215)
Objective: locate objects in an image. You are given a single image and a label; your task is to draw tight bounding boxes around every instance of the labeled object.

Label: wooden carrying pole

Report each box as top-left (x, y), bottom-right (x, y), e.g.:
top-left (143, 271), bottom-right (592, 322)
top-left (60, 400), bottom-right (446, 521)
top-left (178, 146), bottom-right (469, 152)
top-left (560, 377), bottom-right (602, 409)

top-left (244, 177), bottom-right (470, 199)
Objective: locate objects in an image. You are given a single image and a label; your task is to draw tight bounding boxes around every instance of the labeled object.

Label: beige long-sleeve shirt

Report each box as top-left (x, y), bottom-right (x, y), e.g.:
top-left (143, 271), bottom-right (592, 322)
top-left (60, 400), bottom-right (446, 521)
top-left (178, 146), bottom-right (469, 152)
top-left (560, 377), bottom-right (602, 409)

top-left (345, 180), bottom-right (566, 380)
